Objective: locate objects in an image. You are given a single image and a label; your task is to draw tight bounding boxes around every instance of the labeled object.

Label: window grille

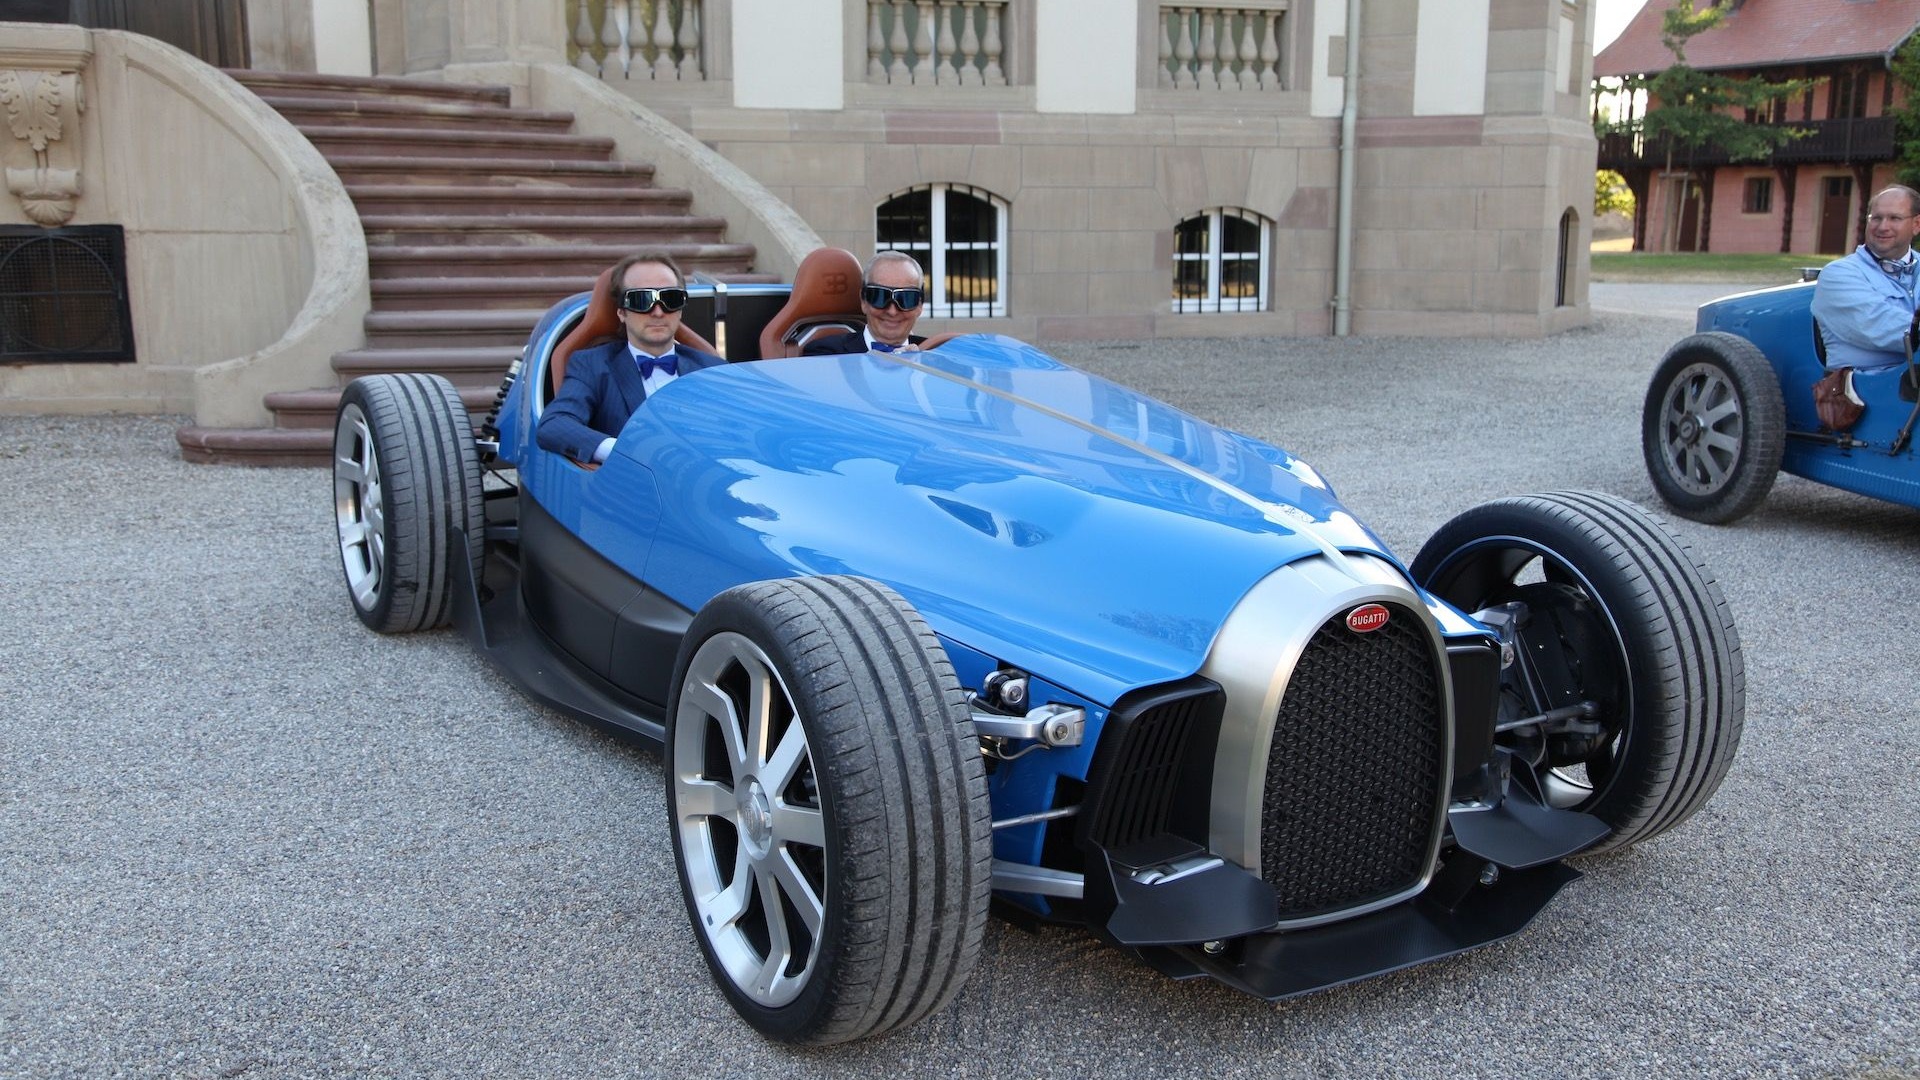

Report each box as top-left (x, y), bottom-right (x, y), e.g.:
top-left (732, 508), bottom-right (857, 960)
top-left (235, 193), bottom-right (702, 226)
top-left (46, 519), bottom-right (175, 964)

top-left (0, 225), bottom-right (136, 363)
top-left (1173, 209), bottom-right (1269, 313)
top-left (875, 184), bottom-right (1008, 318)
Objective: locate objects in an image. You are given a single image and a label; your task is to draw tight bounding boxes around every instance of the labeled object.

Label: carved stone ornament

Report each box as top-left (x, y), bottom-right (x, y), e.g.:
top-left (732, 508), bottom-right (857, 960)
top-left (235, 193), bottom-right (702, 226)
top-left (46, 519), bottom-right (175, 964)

top-left (0, 69), bottom-right (86, 227)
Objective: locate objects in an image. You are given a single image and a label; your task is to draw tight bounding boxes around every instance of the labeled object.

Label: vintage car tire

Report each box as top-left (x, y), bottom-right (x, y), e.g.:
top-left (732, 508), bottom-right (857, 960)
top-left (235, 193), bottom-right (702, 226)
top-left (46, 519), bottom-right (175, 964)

top-left (1641, 332), bottom-right (1785, 524)
top-left (332, 374), bottom-right (485, 633)
top-left (1410, 491), bottom-right (1743, 855)
top-left (664, 575), bottom-right (992, 1044)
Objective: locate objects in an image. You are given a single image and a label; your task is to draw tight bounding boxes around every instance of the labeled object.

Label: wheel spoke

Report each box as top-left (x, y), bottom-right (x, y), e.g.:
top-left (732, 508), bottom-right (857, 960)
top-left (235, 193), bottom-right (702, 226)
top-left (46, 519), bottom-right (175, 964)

top-left (1699, 397), bottom-right (1741, 427)
top-left (739, 651), bottom-right (780, 768)
top-left (753, 864), bottom-right (796, 982)
top-left (678, 776), bottom-right (734, 822)
top-left (771, 802), bottom-right (825, 850)
top-left (705, 848), bottom-right (755, 929)
top-left (761, 720), bottom-right (810, 793)
top-left (682, 677), bottom-right (750, 777)
top-left (768, 846), bottom-right (826, 935)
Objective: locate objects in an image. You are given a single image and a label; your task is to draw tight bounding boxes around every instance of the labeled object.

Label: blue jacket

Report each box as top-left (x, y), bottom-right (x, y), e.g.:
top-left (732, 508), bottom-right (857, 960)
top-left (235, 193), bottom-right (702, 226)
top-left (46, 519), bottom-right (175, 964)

top-left (536, 339), bottom-right (725, 463)
top-left (1810, 246), bottom-right (1919, 370)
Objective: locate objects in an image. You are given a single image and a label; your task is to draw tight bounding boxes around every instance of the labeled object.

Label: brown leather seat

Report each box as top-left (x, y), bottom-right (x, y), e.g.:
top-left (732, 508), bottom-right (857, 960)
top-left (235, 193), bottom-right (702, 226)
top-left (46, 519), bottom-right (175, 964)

top-left (549, 265), bottom-right (721, 398)
top-left (758, 247), bottom-right (866, 359)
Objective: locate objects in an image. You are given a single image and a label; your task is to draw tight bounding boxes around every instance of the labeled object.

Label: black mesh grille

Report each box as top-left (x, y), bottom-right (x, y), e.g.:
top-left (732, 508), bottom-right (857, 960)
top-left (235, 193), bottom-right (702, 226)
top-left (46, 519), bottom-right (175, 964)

top-left (1261, 604), bottom-right (1444, 921)
top-left (1085, 692), bottom-right (1210, 850)
top-left (0, 226), bottom-right (134, 363)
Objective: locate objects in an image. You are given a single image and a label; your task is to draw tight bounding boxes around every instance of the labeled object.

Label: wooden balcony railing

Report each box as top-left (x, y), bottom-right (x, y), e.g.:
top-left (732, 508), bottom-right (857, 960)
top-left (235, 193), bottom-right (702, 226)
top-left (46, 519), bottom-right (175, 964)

top-left (1597, 117), bottom-right (1894, 170)
top-left (568, 0), bottom-right (704, 81)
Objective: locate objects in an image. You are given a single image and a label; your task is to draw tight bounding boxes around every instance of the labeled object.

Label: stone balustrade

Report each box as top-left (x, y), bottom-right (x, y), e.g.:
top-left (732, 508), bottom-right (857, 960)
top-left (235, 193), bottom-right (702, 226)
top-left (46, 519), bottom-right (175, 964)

top-left (1158, 3), bottom-right (1287, 91)
top-left (568, 0), bottom-right (705, 81)
top-left (866, 0), bottom-right (1008, 87)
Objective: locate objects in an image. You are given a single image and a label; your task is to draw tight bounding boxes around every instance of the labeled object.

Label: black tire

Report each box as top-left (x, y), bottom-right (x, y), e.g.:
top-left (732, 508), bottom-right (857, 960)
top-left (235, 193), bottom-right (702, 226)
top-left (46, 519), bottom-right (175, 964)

top-left (1410, 491), bottom-right (1743, 854)
top-left (664, 576), bottom-right (992, 1044)
top-left (332, 374), bottom-right (485, 633)
top-left (1642, 331), bottom-right (1785, 524)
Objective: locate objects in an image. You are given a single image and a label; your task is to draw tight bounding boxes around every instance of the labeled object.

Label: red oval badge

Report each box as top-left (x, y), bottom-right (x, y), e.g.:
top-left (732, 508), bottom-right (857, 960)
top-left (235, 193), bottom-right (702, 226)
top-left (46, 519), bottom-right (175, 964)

top-left (1346, 604), bottom-right (1390, 633)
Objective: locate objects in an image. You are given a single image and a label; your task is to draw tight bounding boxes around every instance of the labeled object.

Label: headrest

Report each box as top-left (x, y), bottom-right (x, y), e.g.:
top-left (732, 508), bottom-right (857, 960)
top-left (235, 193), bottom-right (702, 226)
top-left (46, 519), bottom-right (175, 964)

top-left (759, 248), bottom-right (866, 359)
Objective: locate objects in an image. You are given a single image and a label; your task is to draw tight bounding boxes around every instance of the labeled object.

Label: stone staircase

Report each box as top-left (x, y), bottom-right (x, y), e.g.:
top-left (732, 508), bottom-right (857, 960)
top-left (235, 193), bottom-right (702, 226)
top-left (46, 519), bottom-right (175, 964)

top-left (175, 71), bottom-right (764, 466)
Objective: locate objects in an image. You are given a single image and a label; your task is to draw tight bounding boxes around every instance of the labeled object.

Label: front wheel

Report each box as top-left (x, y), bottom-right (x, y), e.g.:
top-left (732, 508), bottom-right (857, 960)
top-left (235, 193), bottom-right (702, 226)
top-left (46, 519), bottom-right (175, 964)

top-left (332, 374), bottom-right (484, 633)
top-left (664, 576), bottom-right (992, 1044)
top-left (1411, 491), bottom-right (1743, 854)
top-left (1642, 332), bottom-right (1785, 524)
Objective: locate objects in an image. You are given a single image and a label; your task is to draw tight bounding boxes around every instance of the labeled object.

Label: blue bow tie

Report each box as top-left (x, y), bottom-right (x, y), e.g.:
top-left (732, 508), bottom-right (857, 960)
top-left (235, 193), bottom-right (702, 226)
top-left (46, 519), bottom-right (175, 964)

top-left (869, 340), bottom-right (897, 353)
top-left (635, 351), bottom-right (678, 379)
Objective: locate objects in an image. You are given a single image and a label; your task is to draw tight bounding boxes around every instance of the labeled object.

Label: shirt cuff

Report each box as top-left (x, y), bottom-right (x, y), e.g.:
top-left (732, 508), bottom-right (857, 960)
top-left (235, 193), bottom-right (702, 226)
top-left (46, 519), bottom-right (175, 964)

top-left (592, 437), bottom-right (615, 464)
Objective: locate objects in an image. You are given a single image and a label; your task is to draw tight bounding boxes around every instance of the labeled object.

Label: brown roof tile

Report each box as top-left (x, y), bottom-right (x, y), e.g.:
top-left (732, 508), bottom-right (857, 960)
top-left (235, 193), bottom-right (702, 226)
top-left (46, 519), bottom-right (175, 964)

top-left (1596, 0), bottom-right (1920, 76)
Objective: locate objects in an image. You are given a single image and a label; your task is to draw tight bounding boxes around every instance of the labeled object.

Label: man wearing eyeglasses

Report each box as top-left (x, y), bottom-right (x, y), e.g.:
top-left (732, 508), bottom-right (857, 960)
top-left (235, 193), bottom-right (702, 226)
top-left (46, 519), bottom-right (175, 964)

top-left (1811, 185), bottom-right (1920, 371)
top-left (803, 251), bottom-right (929, 355)
top-left (537, 251), bottom-right (724, 465)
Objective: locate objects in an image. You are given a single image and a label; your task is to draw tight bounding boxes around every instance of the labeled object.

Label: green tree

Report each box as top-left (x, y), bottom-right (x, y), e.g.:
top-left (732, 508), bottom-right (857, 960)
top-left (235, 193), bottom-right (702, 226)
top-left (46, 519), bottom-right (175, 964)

top-left (1596, 169), bottom-right (1635, 217)
top-left (1890, 34), bottom-right (1920, 190)
top-left (1622, 0), bottom-right (1815, 250)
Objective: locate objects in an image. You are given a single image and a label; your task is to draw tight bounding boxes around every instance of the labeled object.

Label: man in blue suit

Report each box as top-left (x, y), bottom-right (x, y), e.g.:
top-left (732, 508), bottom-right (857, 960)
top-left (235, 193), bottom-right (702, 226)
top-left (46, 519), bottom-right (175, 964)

top-left (537, 251), bottom-right (724, 464)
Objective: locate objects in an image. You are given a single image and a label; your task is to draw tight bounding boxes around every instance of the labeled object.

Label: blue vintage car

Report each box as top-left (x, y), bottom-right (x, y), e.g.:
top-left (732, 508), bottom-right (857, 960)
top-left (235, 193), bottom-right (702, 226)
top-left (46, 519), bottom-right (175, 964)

top-left (1643, 279), bottom-right (1920, 522)
top-left (330, 256), bottom-right (1742, 1045)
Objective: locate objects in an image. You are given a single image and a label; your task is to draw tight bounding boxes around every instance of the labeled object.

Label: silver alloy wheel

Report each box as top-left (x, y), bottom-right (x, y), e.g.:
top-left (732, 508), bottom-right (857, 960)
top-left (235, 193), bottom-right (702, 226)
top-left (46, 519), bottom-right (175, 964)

top-left (333, 402), bottom-right (385, 613)
top-left (671, 630), bottom-right (827, 1009)
top-left (1653, 360), bottom-right (1745, 497)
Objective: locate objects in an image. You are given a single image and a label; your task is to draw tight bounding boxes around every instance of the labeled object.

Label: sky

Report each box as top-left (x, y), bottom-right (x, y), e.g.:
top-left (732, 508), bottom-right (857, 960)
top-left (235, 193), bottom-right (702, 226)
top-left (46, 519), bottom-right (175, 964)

top-left (1595, 0), bottom-right (1646, 51)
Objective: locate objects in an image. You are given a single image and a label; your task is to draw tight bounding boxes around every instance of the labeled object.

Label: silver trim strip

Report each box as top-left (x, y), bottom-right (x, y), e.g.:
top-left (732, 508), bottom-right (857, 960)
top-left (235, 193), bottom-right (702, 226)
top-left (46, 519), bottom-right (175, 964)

top-left (991, 859), bottom-right (1084, 898)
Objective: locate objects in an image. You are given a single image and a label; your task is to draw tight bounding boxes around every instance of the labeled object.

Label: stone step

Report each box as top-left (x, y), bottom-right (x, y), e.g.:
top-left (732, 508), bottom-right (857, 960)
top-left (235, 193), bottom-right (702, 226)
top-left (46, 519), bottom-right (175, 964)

top-left (260, 93), bottom-right (576, 134)
top-left (368, 242), bottom-right (757, 279)
top-left (372, 275), bottom-right (600, 311)
top-left (327, 154), bottom-right (656, 189)
top-left (304, 125), bottom-right (617, 162)
top-left (332, 345), bottom-right (525, 384)
top-left (224, 69), bottom-right (510, 108)
top-left (263, 384), bottom-right (501, 429)
top-left (176, 425), bottom-right (332, 467)
top-left (363, 309), bottom-right (544, 349)
top-left (346, 182), bottom-right (691, 217)
top-left (361, 213), bottom-right (729, 248)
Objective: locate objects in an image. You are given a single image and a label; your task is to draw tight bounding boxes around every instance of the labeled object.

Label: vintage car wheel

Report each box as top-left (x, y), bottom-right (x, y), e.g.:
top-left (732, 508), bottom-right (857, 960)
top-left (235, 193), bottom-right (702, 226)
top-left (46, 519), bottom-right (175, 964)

top-left (332, 374), bottom-right (484, 633)
top-left (1641, 332), bottom-right (1785, 524)
top-left (664, 576), bottom-right (992, 1044)
top-left (1410, 491), bottom-right (1743, 854)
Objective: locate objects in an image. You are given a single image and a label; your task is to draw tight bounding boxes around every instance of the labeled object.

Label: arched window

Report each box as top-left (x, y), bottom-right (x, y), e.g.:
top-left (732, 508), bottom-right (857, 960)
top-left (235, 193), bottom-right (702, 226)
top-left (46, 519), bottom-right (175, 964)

top-left (875, 184), bottom-right (1008, 318)
top-left (1173, 209), bottom-right (1269, 313)
top-left (1557, 208), bottom-right (1578, 308)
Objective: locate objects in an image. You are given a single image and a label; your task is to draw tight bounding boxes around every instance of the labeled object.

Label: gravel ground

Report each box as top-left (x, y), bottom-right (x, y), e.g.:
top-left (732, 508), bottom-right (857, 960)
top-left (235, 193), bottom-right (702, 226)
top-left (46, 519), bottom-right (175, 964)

top-left (3, 287), bottom-right (1916, 1079)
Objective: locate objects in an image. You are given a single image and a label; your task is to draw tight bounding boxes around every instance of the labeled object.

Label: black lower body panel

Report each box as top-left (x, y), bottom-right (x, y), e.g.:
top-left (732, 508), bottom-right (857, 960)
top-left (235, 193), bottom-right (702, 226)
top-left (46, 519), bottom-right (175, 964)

top-left (1132, 860), bottom-right (1581, 1000)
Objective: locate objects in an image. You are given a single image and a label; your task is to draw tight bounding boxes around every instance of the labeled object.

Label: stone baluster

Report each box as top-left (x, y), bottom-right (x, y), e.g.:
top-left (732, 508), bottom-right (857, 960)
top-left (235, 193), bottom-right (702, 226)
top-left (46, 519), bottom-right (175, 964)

top-left (599, 0), bottom-right (622, 77)
top-left (571, 0), bottom-right (600, 74)
top-left (652, 0), bottom-right (676, 80)
top-left (868, 1), bottom-right (887, 81)
top-left (936, 2), bottom-right (959, 85)
top-left (1195, 8), bottom-right (1218, 90)
top-left (981, 1), bottom-right (1003, 85)
top-left (957, 2), bottom-right (981, 86)
top-left (1217, 10), bottom-right (1240, 90)
top-left (1158, 9), bottom-right (1174, 88)
top-left (888, 2), bottom-right (912, 84)
top-left (1259, 9), bottom-right (1280, 90)
top-left (1236, 11), bottom-right (1259, 89)
top-left (678, 1), bottom-right (701, 80)
top-left (911, 1), bottom-right (936, 85)
top-left (1172, 7), bottom-right (1196, 89)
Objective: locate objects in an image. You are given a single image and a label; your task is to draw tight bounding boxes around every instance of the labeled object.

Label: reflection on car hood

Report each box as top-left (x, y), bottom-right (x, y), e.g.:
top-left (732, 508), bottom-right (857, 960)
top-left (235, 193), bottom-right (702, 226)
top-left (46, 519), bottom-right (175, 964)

top-left (618, 335), bottom-right (1397, 704)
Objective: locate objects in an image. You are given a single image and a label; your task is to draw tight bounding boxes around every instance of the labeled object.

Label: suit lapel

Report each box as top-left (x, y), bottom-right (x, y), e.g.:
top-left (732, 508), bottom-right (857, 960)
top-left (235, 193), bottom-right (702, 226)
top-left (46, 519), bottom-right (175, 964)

top-left (605, 342), bottom-right (649, 416)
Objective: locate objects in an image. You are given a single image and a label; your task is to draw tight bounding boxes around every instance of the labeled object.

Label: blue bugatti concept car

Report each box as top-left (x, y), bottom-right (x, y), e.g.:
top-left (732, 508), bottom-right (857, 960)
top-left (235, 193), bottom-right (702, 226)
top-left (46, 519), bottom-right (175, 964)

top-left (332, 256), bottom-right (1742, 1044)
top-left (1643, 278), bottom-right (1920, 522)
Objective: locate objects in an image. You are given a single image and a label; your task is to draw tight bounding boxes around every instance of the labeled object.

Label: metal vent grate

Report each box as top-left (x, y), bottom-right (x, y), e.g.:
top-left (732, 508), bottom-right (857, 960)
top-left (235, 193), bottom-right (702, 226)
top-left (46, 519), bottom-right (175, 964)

top-left (1260, 604), bottom-right (1443, 921)
top-left (0, 226), bottom-right (135, 363)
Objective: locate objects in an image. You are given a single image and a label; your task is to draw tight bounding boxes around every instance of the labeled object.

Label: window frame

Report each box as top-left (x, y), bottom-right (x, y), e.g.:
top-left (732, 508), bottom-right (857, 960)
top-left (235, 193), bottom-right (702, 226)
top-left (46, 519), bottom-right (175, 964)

top-left (1172, 208), bottom-right (1271, 314)
top-left (1742, 176), bottom-right (1774, 215)
top-left (874, 183), bottom-right (1009, 319)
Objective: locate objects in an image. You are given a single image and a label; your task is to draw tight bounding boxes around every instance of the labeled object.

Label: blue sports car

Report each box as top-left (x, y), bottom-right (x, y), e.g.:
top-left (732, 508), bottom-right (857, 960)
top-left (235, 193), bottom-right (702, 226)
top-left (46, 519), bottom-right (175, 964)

top-left (331, 254), bottom-right (1743, 1044)
top-left (1643, 278), bottom-right (1920, 522)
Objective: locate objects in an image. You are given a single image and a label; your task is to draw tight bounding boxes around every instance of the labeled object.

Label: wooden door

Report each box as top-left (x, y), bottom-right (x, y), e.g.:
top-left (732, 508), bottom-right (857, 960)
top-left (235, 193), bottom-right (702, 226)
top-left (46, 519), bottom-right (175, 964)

top-left (1818, 176), bottom-right (1854, 254)
top-left (73, 0), bottom-right (250, 68)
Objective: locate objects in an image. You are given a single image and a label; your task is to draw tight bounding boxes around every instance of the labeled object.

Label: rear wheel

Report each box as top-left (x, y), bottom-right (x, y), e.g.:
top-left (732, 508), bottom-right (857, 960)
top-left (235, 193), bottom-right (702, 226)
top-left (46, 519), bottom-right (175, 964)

top-left (1642, 332), bottom-right (1785, 524)
top-left (1411, 491), bottom-right (1743, 853)
top-left (332, 374), bottom-right (484, 633)
top-left (665, 576), bottom-right (991, 1044)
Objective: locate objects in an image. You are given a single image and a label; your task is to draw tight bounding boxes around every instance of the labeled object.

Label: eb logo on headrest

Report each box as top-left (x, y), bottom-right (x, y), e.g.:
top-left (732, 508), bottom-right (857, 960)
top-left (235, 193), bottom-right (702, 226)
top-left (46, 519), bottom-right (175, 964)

top-left (824, 271), bottom-right (850, 293)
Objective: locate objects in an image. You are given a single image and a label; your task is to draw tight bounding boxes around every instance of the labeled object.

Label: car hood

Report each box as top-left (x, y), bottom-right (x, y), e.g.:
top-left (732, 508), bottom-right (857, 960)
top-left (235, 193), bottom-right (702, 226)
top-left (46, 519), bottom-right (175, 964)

top-left (615, 335), bottom-right (1397, 705)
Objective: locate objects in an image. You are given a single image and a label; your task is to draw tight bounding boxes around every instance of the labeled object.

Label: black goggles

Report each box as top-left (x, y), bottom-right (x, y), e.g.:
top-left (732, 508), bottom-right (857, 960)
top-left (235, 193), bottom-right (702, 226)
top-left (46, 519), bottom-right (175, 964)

top-left (861, 284), bottom-right (925, 311)
top-left (619, 287), bottom-right (689, 313)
